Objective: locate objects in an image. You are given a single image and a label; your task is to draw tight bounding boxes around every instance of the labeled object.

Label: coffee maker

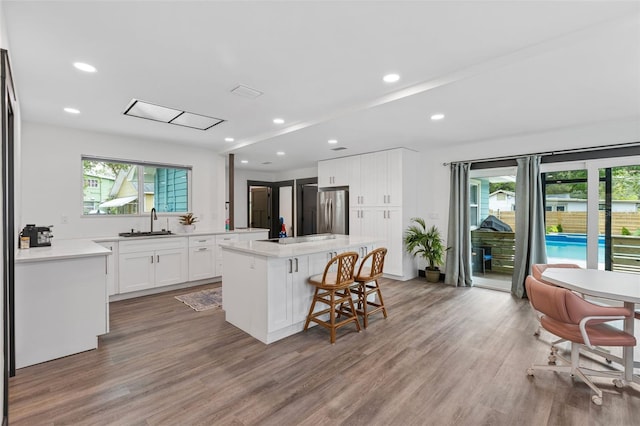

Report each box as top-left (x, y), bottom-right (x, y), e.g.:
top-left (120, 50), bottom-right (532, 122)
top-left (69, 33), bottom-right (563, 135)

top-left (20, 224), bottom-right (53, 247)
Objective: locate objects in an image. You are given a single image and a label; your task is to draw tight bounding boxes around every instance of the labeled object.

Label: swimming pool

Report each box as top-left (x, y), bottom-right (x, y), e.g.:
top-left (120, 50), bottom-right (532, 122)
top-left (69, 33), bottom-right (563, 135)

top-left (545, 233), bottom-right (604, 263)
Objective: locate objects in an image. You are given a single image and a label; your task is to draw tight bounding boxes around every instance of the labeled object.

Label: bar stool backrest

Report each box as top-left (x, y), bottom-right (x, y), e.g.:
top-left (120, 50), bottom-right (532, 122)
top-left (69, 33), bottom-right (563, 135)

top-left (321, 251), bottom-right (359, 288)
top-left (357, 247), bottom-right (387, 280)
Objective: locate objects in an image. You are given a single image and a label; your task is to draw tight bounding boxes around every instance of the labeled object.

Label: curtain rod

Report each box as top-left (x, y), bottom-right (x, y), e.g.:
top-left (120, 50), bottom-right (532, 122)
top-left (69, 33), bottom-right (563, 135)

top-left (442, 140), bottom-right (640, 166)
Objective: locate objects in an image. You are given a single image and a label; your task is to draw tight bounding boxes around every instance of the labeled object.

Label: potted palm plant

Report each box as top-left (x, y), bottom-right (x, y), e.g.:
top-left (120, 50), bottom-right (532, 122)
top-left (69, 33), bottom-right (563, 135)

top-left (404, 217), bottom-right (446, 283)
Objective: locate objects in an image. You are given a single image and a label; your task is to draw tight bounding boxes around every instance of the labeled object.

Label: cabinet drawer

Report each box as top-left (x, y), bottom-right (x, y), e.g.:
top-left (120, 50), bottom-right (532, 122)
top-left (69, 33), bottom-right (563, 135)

top-left (189, 235), bottom-right (215, 247)
top-left (215, 234), bottom-right (240, 244)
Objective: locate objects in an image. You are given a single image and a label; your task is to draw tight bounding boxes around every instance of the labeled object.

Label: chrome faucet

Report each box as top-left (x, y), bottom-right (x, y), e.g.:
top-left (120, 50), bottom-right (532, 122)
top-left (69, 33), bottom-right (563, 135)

top-left (150, 207), bottom-right (157, 232)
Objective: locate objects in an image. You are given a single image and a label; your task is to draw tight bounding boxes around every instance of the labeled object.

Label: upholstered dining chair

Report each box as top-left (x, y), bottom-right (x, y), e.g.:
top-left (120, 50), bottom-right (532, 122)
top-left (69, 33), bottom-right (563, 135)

top-left (532, 263), bottom-right (581, 283)
top-left (530, 263), bottom-right (582, 339)
top-left (349, 247), bottom-right (388, 328)
top-left (304, 251), bottom-right (361, 343)
top-left (525, 275), bottom-right (636, 405)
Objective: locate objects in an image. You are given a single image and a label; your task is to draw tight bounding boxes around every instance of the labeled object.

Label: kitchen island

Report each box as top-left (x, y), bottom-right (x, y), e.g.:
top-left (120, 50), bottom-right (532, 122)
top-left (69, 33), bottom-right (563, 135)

top-left (221, 235), bottom-right (379, 344)
top-left (15, 239), bottom-right (111, 368)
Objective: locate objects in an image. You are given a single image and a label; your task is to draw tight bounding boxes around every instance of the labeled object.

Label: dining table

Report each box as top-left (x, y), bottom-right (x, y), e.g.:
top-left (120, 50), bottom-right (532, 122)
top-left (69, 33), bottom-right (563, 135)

top-left (541, 267), bottom-right (640, 385)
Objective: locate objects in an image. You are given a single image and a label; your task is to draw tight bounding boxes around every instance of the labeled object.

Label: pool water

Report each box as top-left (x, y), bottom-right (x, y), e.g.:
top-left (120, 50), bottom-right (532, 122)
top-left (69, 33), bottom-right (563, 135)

top-left (545, 233), bottom-right (605, 263)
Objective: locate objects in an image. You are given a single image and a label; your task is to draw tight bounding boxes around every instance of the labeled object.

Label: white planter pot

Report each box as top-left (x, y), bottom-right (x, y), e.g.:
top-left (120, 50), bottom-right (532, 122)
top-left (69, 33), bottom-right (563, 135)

top-left (182, 224), bottom-right (196, 233)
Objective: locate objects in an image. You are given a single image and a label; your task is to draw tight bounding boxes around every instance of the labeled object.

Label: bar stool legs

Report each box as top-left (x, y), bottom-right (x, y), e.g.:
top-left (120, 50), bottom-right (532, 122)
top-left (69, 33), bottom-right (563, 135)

top-left (304, 251), bottom-right (361, 343)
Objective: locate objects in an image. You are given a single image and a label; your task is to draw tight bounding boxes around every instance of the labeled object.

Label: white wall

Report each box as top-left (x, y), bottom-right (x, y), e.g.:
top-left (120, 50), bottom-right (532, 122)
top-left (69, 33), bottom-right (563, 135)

top-left (413, 117), bottom-right (640, 265)
top-left (20, 122), bottom-right (226, 239)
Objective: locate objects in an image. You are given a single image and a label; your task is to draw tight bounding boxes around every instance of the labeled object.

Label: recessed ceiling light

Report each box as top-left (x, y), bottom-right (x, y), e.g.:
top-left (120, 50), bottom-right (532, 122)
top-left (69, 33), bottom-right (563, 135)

top-left (73, 62), bottom-right (96, 73)
top-left (225, 137), bottom-right (234, 142)
top-left (431, 113), bottom-right (445, 121)
top-left (241, 160), bottom-right (248, 164)
top-left (273, 118), bottom-right (285, 124)
top-left (328, 139), bottom-right (338, 144)
top-left (276, 151), bottom-right (285, 156)
top-left (64, 107), bottom-right (80, 114)
top-left (383, 73), bottom-right (400, 83)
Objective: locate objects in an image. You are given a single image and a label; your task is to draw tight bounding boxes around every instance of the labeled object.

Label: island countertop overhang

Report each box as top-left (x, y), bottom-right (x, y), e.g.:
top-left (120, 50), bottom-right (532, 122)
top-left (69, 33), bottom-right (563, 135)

top-left (219, 234), bottom-right (381, 258)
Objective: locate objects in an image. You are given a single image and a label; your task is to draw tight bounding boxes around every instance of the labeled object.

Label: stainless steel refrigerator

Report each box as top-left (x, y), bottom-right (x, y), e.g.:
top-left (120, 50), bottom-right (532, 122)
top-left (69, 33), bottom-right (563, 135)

top-left (317, 188), bottom-right (349, 234)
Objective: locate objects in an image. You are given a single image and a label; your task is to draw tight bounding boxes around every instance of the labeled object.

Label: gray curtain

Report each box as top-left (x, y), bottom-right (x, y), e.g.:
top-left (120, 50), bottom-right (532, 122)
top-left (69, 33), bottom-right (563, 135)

top-left (444, 162), bottom-right (473, 287)
top-left (512, 156), bottom-right (547, 298)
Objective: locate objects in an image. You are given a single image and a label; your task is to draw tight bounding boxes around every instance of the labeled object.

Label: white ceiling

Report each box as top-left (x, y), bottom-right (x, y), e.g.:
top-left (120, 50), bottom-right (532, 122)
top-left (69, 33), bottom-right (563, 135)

top-left (4, 1), bottom-right (640, 172)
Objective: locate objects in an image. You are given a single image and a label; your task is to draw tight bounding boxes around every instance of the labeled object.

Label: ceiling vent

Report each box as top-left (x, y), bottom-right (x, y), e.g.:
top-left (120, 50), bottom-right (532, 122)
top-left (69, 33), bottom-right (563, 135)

top-left (123, 99), bottom-right (224, 130)
top-left (231, 85), bottom-right (263, 99)
top-left (331, 147), bottom-right (347, 151)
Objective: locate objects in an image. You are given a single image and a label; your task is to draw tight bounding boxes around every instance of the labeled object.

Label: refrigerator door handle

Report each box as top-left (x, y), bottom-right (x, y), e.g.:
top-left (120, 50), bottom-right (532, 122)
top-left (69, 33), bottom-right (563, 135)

top-left (329, 198), bottom-right (334, 234)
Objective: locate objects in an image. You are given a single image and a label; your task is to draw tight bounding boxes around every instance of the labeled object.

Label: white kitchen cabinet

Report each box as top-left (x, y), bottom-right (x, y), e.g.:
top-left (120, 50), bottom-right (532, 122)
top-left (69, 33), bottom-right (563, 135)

top-left (347, 156), bottom-right (363, 205)
top-left (363, 149), bottom-right (404, 206)
top-left (154, 247), bottom-right (189, 287)
top-left (188, 236), bottom-right (216, 281)
top-left (350, 207), bottom-right (376, 239)
top-left (269, 255), bottom-right (311, 330)
top-left (118, 237), bottom-right (188, 293)
top-left (358, 152), bottom-right (380, 206)
top-left (318, 157), bottom-right (349, 188)
top-left (14, 241), bottom-right (109, 368)
top-left (97, 241), bottom-right (118, 296)
top-left (374, 207), bottom-right (405, 276)
top-left (118, 251), bottom-right (155, 293)
top-left (221, 235), bottom-right (380, 344)
top-left (215, 234), bottom-right (240, 277)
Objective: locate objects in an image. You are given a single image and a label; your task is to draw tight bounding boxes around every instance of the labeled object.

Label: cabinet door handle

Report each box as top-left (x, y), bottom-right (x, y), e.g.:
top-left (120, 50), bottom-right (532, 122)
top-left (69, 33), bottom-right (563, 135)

top-left (198, 247), bottom-right (207, 251)
top-left (198, 239), bottom-right (206, 243)
top-left (289, 258), bottom-right (293, 274)
top-left (295, 258), bottom-right (299, 272)
top-left (151, 255), bottom-right (154, 263)
top-left (157, 255), bottom-right (160, 263)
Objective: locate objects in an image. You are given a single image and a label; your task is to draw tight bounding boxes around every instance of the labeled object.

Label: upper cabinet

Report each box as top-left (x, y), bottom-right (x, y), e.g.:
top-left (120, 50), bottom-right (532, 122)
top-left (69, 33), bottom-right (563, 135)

top-left (322, 148), bottom-right (418, 280)
top-left (347, 149), bottom-right (406, 207)
top-left (318, 157), bottom-right (349, 187)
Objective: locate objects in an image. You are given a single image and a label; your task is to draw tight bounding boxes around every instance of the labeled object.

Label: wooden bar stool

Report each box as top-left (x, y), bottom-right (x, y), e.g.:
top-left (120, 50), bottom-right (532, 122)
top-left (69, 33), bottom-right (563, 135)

top-left (304, 251), bottom-right (360, 343)
top-left (350, 247), bottom-right (388, 328)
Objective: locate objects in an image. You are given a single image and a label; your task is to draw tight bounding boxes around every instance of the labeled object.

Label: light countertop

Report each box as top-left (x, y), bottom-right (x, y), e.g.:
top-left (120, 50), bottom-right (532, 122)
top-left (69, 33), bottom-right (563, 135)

top-left (92, 228), bottom-right (269, 242)
top-left (15, 239), bottom-right (111, 263)
top-left (220, 235), bottom-right (380, 258)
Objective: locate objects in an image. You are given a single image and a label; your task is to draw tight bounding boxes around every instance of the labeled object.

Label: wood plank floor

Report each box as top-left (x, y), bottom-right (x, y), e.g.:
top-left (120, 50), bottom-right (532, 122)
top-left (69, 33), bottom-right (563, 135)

top-left (9, 278), bottom-right (640, 425)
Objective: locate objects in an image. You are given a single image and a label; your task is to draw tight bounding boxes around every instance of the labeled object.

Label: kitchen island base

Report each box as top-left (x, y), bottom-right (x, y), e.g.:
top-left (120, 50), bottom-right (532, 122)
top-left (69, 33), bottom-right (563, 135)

top-left (221, 235), bottom-right (378, 344)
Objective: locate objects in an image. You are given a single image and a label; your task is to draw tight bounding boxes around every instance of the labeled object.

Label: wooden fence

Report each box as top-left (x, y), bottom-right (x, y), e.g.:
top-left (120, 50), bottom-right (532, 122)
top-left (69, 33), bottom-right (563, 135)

top-left (489, 210), bottom-right (640, 235)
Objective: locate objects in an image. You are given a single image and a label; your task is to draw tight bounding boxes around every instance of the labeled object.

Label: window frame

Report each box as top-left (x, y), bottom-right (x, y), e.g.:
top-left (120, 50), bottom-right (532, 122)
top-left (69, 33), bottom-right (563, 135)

top-left (81, 155), bottom-right (192, 217)
top-left (469, 180), bottom-right (480, 229)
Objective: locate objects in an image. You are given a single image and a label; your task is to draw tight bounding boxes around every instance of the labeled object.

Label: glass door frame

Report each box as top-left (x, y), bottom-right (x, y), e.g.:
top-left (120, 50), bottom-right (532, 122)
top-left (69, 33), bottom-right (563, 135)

top-left (542, 154), bottom-right (640, 269)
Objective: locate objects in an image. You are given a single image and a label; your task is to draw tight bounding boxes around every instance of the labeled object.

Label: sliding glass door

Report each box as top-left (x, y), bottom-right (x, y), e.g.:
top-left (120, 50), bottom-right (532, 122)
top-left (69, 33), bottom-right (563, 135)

top-left (543, 169), bottom-right (590, 267)
top-left (599, 164), bottom-right (640, 273)
top-left (469, 167), bottom-right (517, 291)
top-left (542, 157), bottom-right (640, 276)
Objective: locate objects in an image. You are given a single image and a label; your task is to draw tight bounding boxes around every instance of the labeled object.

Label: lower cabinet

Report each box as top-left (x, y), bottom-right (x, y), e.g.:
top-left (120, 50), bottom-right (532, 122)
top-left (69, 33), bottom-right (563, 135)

top-left (222, 241), bottom-right (379, 344)
top-left (111, 231), bottom-right (269, 296)
top-left (118, 238), bottom-right (188, 294)
top-left (215, 234), bottom-right (240, 277)
top-left (267, 256), bottom-right (310, 331)
top-left (188, 236), bottom-right (216, 281)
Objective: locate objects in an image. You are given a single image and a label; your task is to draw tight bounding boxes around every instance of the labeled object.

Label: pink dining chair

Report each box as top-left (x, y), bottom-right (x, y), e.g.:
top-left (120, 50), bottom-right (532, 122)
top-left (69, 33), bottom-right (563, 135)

top-left (530, 263), bottom-right (582, 340)
top-left (531, 263), bottom-right (581, 283)
top-left (525, 275), bottom-right (636, 405)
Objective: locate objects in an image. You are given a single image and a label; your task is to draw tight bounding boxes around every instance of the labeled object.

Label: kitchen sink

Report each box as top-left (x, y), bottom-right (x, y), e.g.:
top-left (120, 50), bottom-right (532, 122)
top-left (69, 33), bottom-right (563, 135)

top-left (118, 230), bottom-right (173, 237)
